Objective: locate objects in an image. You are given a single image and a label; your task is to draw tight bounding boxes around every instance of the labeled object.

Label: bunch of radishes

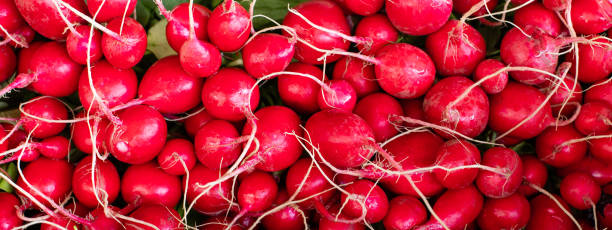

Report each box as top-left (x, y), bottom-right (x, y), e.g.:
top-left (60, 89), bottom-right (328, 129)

top-left (0, 0), bottom-right (611, 229)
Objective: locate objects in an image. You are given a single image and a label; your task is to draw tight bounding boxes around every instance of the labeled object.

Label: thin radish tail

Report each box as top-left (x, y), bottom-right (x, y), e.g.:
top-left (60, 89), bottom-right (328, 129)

top-left (479, 17), bottom-right (503, 26)
top-left (550, 102), bottom-right (581, 127)
top-left (0, 73), bottom-right (36, 98)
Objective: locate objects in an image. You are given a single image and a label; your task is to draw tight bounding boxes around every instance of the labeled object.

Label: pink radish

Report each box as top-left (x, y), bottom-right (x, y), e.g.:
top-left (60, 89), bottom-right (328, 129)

top-left (318, 206), bottom-right (365, 230)
top-left (87, 0), bottom-right (136, 22)
top-left (558, 156), bottom-right (612, 185)
top-left (340, 179), bottom-right (389, 223)
top-left (166, 3), bottom-right (211, 52)
top-left (201, 68), bottom-right (260, 122)
top-left (543, 0), bottom-right (569, 10)
top-left (400, 98), bottom-right (427, 127)
top-left (14, 0), bottom-right (86, 40)
top-left (342, 0), bottom-right (383, 15)
top-left (125, 204), bottom-right (182, 230)
top-left (184, 165), bottom-right (232, 215)
top-left (17, 157), bottom-right (73, 207)
top-left (473, 59), bottom-right (508, 94)
top-left (416, 186), bottom-right (484, 229)
top-left (353, 93), bottom-right (402, 142)
top-left (518, 155), bottom-right (549, 196)
top-left (285, 158), bottom-right (335, 209)
top-left (207, 0), bottom-right (251, 52)
top-left (78, 60), bottom-right (138, 112)
top-left (566, 38), bottom-right (612, 83)
top-left (385, 0), bottom-right (452, 36)
top-left (575, 102), bottom-right (611, 135)
top-left (262, 189), bottom-right (307, 230)
top-left (71, 112), bottom-right (109, 154)
top-left (101, 17), bottom-right (146, 69)
top-left (194, 120), bottom-right (242, 169)
top-left (66, 25), bottom-right (103, 65)
top-left (278, 63), bottom-right (323, 114)
top-left (179, 39), bottom-right (222, 78)
top-left (514, 2), bottom-right (562, 37)
top-left (453, 0), bottom-right (498, 16)
top-left (201, 217), bottom-right (245, 230)
top-left (237, 171), bottom-right (278, 212)
top-left (375, 43), bottom-right (436, 99)
top-left (570, 0), bottom-right (612, 34)
top-left (585, 79), bottom-right (612, 108)
top-left (383, 196), bottom-right (427, 230)
top-left (317, 79), bottom-right (357, 112)
top-left (40, 202), bottom-right (88, 230)
top-left (157, 138), bottom-right (197, 176)
top-left (476, 147), bottom-right (523, 198)
top-left (21, 96), bottom-right (68, 139)
top-left (72, 156), bottom-right (120, 208)
top-left (16, 41), bottom-right (42, 74)
top-left (37, 136), bottom-right (70, 159)
top-left (535, 125), bottom-right (587, 167)
top-left (589, 131), bottom-right (612, 164)
top-left (0, 0), bottom-right (25, 33)
top-left (0, 45), bottom-right (15, 83)
top-left (527, 194), bottom-right (576, 230)
top-left (500, 28), bottom-right (558, 85)
top-left (560, 172), bottom-right (601, 210)
top-left (354, 14), bottom-right (398, 55)
top-left (184, 109), bottom-right (212, 137)
top-left (546, 77), bottom-right (582, 116)
top-left (332, 56), bottom-right (379, 98)
top-left (85, 206), bottom-right (122, 230)
top-left (6, 24), bottom-right (35, 48)
top-left (477, 193), bottom-right (531, 230)
top-left (0, 192), bottom-right (22, 229)
top-left (434, 139), bottom-right (481, 189)
top-left (121, 162), bottom-right (181, 207)
top-left (425, 20), bottom-right (486, 76)
top-left (242, 33), bottom-right (295, 79)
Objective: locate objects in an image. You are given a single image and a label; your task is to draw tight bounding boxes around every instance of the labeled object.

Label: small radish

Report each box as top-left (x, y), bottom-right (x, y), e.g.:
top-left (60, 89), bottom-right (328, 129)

top-left (125, 204), bottom-right (182, 230)
top-left (383, 196), bottom-right (427, 230)
top-left (340, 179), bottom-right (389, 223)
top-left (477, 193), bottom-right (531, 230)
top-left (535, 125), bottom-right (587, 167)
top-left (87, 0), bottom-right (136, 22)
top-left (566, 38), bottom-right (612, 83)
top-left (518, 155), bottom-right (549, 196)
top-left (85, 206), bottom-right (122, 230)
top-left (179, 39), bottom-right (222, 78)
top-left (21, 96), bottom-right (68, 139)
top-left (285, 158), bottom-right (335, 209)
top-left (166, 3), bottom-right (211, 52)
top-left (262, 189), bottom-right (307, 230)
top-left (342, 0), bottom-right (383, 15)
top-left (66, 25), bottom-right (103, 65)
top-left (201, 68), bottom-right (260, 122)
top-left (72, 156), bottom-right (120, 208)
top-left (385, 0), bottom-right (452, 36)
top-left (14, 0), bottom-right (86, 40)
top-left (570, 0), bottom-right (612, 34)
top-left (560, 173), bottom-right (601, 210)
top-left (585, 79), bottom-right (612, 108)
top-left (514, 2), bottom-right (562, 37)
top-left (0, 192), bottom-right (22, 229)
top-left (332, 56), bottom-right (379, 98)
top-left (17, 157), bottom-right (73, 208)
top-left (318, 206), bottom-right (366, 230)
top-left (71, 112), bottom-right (110, 154)
top-left (425, 20), bottom-right (486, 76)
top-left (40, 202), bottom-right (89, 230)
top-left (375, 43), bottom-right (436, 99)
top-left (278, 63), bottom-right (323, 114)
top-left (527, 194), bottom-right (576, 230)
top-left (237, 171), bottom-right (278, 212)
top-left (201, 217), bottom-right (245, 230)
top-left (543, 0), bottom-right (569, 10)
top-left (473, 59), bottom-right (508, 94)
top-left (17, 41), bottom-right (43, 74)
top-left (589, 131), bottom-right (612, 164)
top-left (354, 93), bottom-right (403, 142)
top-left (78, 60), bottom-right (138, 112)
top-left (184, 109), bottom-right (212, 137)
top-left (0, 0), bottom-right (25, 33)
top-left (354, 14), bottom-right (398, 55)
top-left (184, 165), bottom-right (232, 215)
top-left (575, 102), bottom-right (611, 135)
top-left (545, 77), bottom-right (583, 117)
top-left (0, 45), bottom-right (15, 83)
top-left (242, 33), bottom-right (295, 79)
top-left (317, 79), bottom-right (357, 112)
top-left (157, 138), bottom-right (197, 176)
top-left (207, 0), bottom-right (251, 52)
top-left (121, 162), bottom-right (181, 207)
top-left (400, 98), bottom-right (426, 127)
top-left (6, 25), bottom-right (35, 48)
top-left (500, 28), bottom-right (558, 85)
top-left (101, 17), bottom-right (147, 69)
top-left (416, 186), bottom-right (484, 229)
top-left (37, 136), bottom-right (70, 159)
top-left (558, 156), bottom-right (612, 185)
top-left (434, 139), bottom-right (481, 189)
top-left (476, 147), bottom-right (523, 198)
top-left (453, 0), bottom-right (498, 16)
top-left (195, 120), bottom-right (242, 169)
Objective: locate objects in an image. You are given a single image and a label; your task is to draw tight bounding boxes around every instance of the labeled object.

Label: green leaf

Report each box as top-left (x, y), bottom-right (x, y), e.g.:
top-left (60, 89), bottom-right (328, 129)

top-left (239, 0), bottom-right (310, 30)
top-left (0, 163), bottom-right (17, 193)
top-left (147, 19), bottom-right (177, 59)
top-left (135, 0), bottom-right (153, 27)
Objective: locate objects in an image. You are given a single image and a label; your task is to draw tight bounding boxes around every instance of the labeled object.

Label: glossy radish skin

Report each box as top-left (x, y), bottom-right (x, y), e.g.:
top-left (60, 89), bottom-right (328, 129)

top-left (0, 192), bottom-right (22, 230)
top-left (473, 59), bottom-right (508, 94)
top-left (17, 41), bottom-right (43, 74)
top-left (139, 56), bottom-right (203, 114)
top-left (40, 202), bottom-right (89, 230)
top-left (434, 140), bottom-right (482, 189)
top-left (423, 76), bottom-right (489, 138)
top-left (417, 186), bottom-right (484, 230)
top-left (126, 204), bottom-right (182, 230)
top-left (343, 0), bottom-right (383, 15)
top-left (166, 3), bottom-right (211, 52)
top-left (101, 17), bottom-right (147, 69)
top-left (71, 112), bottom-right (110, 154)
top-left (285, 158), bottom-right (334, 209)
top-left (305, 110), bottom-right (375, 168)
top-left (560, 172), bottom-right (601, 210)
top-left (354, 14), bottom-right (398, 55)
top-left (543, 0), bottom-right (569, 10)
top-left (238, 171), bottom-right (278, 212)
top-left (453, 0), bottom-right (498, 16)
top-left (340, 179), bottom-right (389, 223)
top-left (17, 157), bottom-right (73, 207)
top-left (0, 0), bottom-right (25, 33)
top-left (179, 39), bottom-right (222, 78)
top-left (319, 209), bottom-right (366, 230)
top-left (317, 80), bottom-right (357, 112)
top-left (7, 25), bottom-right (35, 48)
top-left (426, 20), bottom-right (486, 76)
top-left (278, 63), bottom-right (323, 114)
top-left (332, 57), bottom-right (379, 98)
top-left (207, 0), bottom-right (251, 52)
top-left (242, 106), bottom-right (303, 172)
top-left (201, 218), bottom-right (245, 230)
top-left (585, 79), bottom-right (612, 108)
top-left (184, 109), bottom-right (212, 137)
top-left (37, 136), bottom-right (70, 159)
top-left (400, 99), bottom-right (426, 127)
top-left (78, 60), bottom-right (138, 112)
top-left (195, 120), bottom-right (242, 169)
top-left (21, 97), bottom-right (68, 139)
top-left (87, 0), bottom-right (136, 22)
top-left (242, 33), bottom-right (295, 79)
top-left (385, 0), bottom-right (452, 36)
top-left (66, 25), bottom-right (103, 65)
top-left (283, 0), bottom-right (350, 64)
top-left (575, 102), bottom-right (612, 135)
top-left (526, 194), bottom-right (576, 230)
top-left (546, 77), bottom-right (582, 116)
top-left (0, 45), bottom-right (16, 83)
top-left (518, 156), bottom-right (549, 196)
top-left (262, 190), bottom-right (306, 230)
top-left (375, 43), bottom-right (436, 99)
top-left (477, 194), bottom-right (531, 230)
top-left (157, 138), bottom-right (197, 176)
top-left (476, 147), bottom-right (523, 198)
top-left (72, 156), bottom-right (120, 208)
top-left (26, 42), bottom-right (83, 97)
top-left (354, 93), bottom-right (402, 142)
top-left (184, 165), bottom-right (232, 215)
top-left (201, 68), bottom-right (260, 122)
top-left (500, 28), bottom-right (558, 85)
top-left (589, 131), bottom-right (612, 163)
top-left (86, 206), bottom-right (123, 230)
top-left (558, 156), bottom-right (612, 185)
top-left (383, 196), bottom-right (427, 230)
top-left (570, 0), bottom-right (612, 34)
top-left (14, 0), bottom-right (86, 40)
top-left (121, 162), bottom-right (181, 207)
top-left (535, 125), bottom-right (587, 167)
top-left (105, 105), bottom-right (167, 164)
top-left (514, 2), bottom-right (562, 37)
top-left (566, 38), bottom-right (612, 83)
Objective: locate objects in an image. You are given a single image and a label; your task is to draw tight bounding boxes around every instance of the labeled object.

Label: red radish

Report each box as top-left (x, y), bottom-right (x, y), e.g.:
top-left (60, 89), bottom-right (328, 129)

top-left (381, 131), bottom-right (445, 196)
top-left (589, 131), bottom-right (612, 163)
top-left (318, 208), bottom-right (366, 230)
top-left (14, 0), bottom-right (86, 40)
top-left (546, 77), bottom-right (583, 116)
top-left (342, 0), bottom-right (383, 15)
top-left (0, 126), bottom-right (7, 153)
top-left (17, 41), bottom-right (43, 74)
top-left (317, 79), bottom-right (357, 112)
top-left (416, 186), bottom-right (484, 230)
top-left (71, 112), bottom-right (110, 154)
top-left (285, 158), bottom-right (335, 209)
top-left (72, 156), bottom-right (120, 208)
top-left (201, 218), bottom-right (245, 230)
top-left (585, 79), bottom-right (612, 108)
top-left (101, 17), bottom-right (146, 69)
top-left (383, 196), bottom-right (427, 230)
top-left (500, 28), bottom-right (558, 85)
top-left (560, 173), bottom-right (601, 210)
top-left (138, 55), bottom-right (203, 114)
top-left (476, 147), bottom-right (523, 198)
top-left (157, 138), bottom-right (196, 176)
top-left (0, 192), bottom-right (22, 229)
top-left (543, 0), bottom-right (569, 10)
top-left (567, 39), bottom-right (612, 83)
top-left (262, 190), bottom-right (307, 230)
top-left (17, 157), bottom-right (73, 207)
top-left (453, 0), bottom-right (498, 16)
top-left (237, 171), bottom-right (278, 212)
top-left (604, 204), bottom-right (612, 228)
top-left (434, 139), bottom-right (482, 189)
top-left (40, 202), bottom-right (89, 230)
top-left (375, 43), bottom-right (436, 99)
top-left (0, 0), bottom-right (25, 33)
top-left (105, 105), bottom-right (167, 164)
top-left (207, 0), bottom-right (251, 52)
top-left (179, 39), bottom-right (222, 78)
top-left (78, 60), bottom-right (138, 112)
top-left (423, 76), bottom-right (489, 138)
top-left (125, 204), bottom-right (182, 230)
top-left (195, 120), bottom-right (242, 169)
top-left (166, 3), bottom-right (210, 52)
top-left (426, 20), bottom-right (486, 76)
top-left (332, 57), bottom-right (379, 98)
top-left (37, 136), bottom-right (70, 159)
top-left (473, 59), bottom-right (508, 94)
top-left (477, 194), bottom-right (531, 230)
top-left (385, 0), bottom-right (452, 36)
top-left (535, 125), bottom-right (587, 167)
top-left (527, 194), bottom-right (576, 230)
top-left (242, 33), bottom-right (295, 79)
top-left (121, 162), bottom-right (181, 207)
top-left (184, 165), bottom-right (232, 215)
top-left (0, 45), bottom-right (15, 82)
top-left (242, 106), bottom-right (303, 172)
top-left (558, 156), bottom-right (612, 185)
top-left (87, 0), bottom-right (136, 22)
top-left (66, 25), bottom-right (103, 65)
top-left (85, 206), bottom-right (122, 230)
top-left (21, 96), bottom-right (68, 139)
top-left (7, 25), bottom-right (35, 48)
top-left (340, 179), bottom-right (389, 223)
top-left (489, 82), bottom-right (554, 140)
top-left (575, 102), bottom-right (611, 135)
top-left (201, 68), bottom-right (260, 122)
top-left (184, 109), bottom-right (212, 137)
top-left (354, 93), bottom-right (402, 142)
top-left (354, 14), bottom-right (398, 55)
top-left (278, 63), bottom-right (323, 114)
top-left (570, 0), bottom-right (612, 34)
top-left (400, 98), bottom-right (427, 127)
top-left (518, 155), bottom-right (549, 196)
top-left (514, 2), bottom-right (562, 37)
top-left (283, 0), bottom-right (350, 64)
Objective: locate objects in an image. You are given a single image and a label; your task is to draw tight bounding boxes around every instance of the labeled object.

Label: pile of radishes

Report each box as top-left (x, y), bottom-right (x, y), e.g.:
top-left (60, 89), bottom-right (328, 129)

top-left (0, 0), bottom-right (611, 228)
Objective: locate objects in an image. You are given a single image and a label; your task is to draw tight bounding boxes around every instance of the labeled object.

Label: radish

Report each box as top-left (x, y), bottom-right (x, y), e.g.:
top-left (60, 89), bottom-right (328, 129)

top-left (262, 189), bottom-right (307, 230)
top-left (383, 196), bottom-right (427, 230)
top-left (317, 79), bottom-right (357, 112)
top-left (201, 68), bottom-right (260, 122)
top-left (21, 96), bottom-right (68, 139)
top-left (138, 55), bottom-right (203, 114)
top-left (0, 0), bottom-right (25, 33)
top-left (570, 0), bottom-right (612, 34)
top-left (87, 0), bottom-right (136, 22)
top-left (423, 76), bottom-right (489, 138)
top-left (14, 0), bottom-right (86, 40)
top-left (400, 98), bottom-right (427, 127)
top-left (179, 39), bottom-right (222, 78)
top-left (604, 204), bottom-right (612, 228)
top-left (433, 139), bottom-right (481, 189)
top-left (78, 60), bottom-right (138, 112)
top-left (453, 0), bottom-right (498, 16)
top-left (101, 17), bottom-right (146, 69)
top-left (184, 109), bottom-right (212, 137)
top-left (375, 43), bottom-right (436, 99)
top-left (157, 138), bottom-right (197, 176)
top-left (242, 106), bottom-right (303, 172)
top-left (121, 162), bottom-right (181, 207)
top-left (278, 63), bottom-right (323, 114)
top-left (385, 0), bottom-right (452, 36)
top-left (207, 0), bottom-right (251, 52)
top-left (201, 217), bottom-right (245, 230)
top-left (543, 0), bottom-right (569, 10)
top-left (71, 112), bottom-right (109, 154)
top-left (126, 204), bottom-right (182, 230)
top-left (37, 136), bottom-right (70, 159)
top-left (285, 158), bottom-right (335, 209)
top-left (332, 57), bottom-right (379, 98)
top-left (318, 207), bottom-right (366, 230)
top-left (16, 41), bottom-right (42, 74)
top-left (535, 125), bottom-right (587, 167)
top-left (105, 105), bottom-right (167, 165)
top-left (560, 173), bottom-right (601, 210)
top-left (416, 186), bottom-right (484, 229)
top-left (0, 45), bottom-right (15, 83)
top-left (283, 0), bottom-right (350, 64)
top-left (500, 28), bottom-right (558, 85)
top-left (527, 194), bottom-right (576, 230)
top-left (166, 3), bottom-right (210, 52)
top-left (242, 33), bottom-right (295, 79)
top-left (305, 110), bottom-right (375, 168)
top-left (6, 24), bottom-right (35, 48)
top-left (558, 156), bottom-right (612, 185)
top-left (566, 38), bottom-right (612, 83)
top-left (589, 131), bottom-right (612, 164)
top-left (575, 102), bottom-right (611, 135)
top-left (342, 0), bottom-right (383, 15)
top-left (546, 77), bottom-right (583, 117)
top-left (473, 59), bottom-right (508, 94)
top-left (184, 165), bottom-right (232, 215)
top-left (354, 14), bottom-right (398, 55)
top-left (425, 20), bottom-right (486, 76)
top-left (514, 2), bottom-right (562, 37)
top-left (518, 155), bottom-right (549, 196)
top-left (237, 171), bottom-right (278, 213)
top-left (340, 179), bottom-right (389, 223)
top-left (0, 192), bottom-right (22, 229)
top-left (477, 193), bottom-right (531, 230)
top-left (72, 156), bottom-right (120, 208)
top-left (585, 79), bottom-right (612, 108)
top-left (476, 147), bottom-right (523, 198)
top-left (354, 93), bottom-right (402, 142)
top-left (66, 25), bottom-right (103, 65)
top-left (17, 157), bottom-right (73, 208)
top-left (85, 206), bottom-right (122, 230)
top-left (41, 202), bottom-right (89, 230)
top-left (195, 120), bottom-right (242, 169)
